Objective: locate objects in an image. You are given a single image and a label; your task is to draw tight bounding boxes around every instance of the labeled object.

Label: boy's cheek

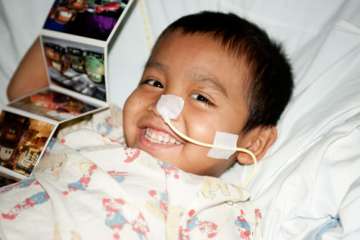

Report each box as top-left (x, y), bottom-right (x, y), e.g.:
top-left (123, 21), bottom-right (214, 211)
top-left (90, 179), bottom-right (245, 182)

top-left (123, 101), bottom-right (137, 146)
top-left (123, 91), bottom-right (143, 120)
top-left (187, 119), bottom-right (216, 143)
top-left (123, 92), bottom-right (153, 146)
top-left (122, 121), bottom-right (137, 147)
top-left (125, 90), bottom-right (159, 110)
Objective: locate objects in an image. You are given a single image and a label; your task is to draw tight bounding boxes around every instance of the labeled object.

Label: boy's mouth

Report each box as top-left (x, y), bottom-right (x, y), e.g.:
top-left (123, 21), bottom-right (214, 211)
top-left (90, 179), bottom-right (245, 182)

top-left (144, 128), bottom-right (181, 145)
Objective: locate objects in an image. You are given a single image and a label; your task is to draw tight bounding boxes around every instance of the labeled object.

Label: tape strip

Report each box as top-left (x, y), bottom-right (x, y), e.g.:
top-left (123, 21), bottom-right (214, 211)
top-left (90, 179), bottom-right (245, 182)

top-left (156, 94), bottom-right (184, 120)
top-left (207, 131), bottom-right (239, 159)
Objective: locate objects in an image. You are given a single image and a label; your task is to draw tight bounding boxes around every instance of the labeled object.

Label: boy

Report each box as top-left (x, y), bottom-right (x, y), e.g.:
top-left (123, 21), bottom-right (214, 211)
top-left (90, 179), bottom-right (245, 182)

top-left (1, 11), bottom-right (293, 239)
top-left (123, 11), bottom-right (293, 176)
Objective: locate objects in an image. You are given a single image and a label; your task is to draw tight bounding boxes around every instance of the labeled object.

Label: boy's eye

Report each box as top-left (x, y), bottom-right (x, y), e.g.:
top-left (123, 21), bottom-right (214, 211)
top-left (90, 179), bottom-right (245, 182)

top-left (140, 79), bottom-right (164, 88)
top-left (191, 93), bottom-right (213, 106)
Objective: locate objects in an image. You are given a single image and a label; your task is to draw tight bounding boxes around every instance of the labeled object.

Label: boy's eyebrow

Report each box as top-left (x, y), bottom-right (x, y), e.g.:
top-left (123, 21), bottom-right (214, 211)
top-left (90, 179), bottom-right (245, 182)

top-left (191, 72), bottom-right (228, 97)
top-left (145, 60), bottom-right (168, 72)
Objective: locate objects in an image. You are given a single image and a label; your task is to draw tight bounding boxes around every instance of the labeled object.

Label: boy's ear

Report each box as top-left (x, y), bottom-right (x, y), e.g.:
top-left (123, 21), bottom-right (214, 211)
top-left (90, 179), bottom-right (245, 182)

top-left (236, 126), bottom-right (277, 165)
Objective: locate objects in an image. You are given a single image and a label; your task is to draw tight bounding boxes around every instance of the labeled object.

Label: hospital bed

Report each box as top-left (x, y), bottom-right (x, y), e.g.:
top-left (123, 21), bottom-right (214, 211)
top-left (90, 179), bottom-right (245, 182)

top-left (0, 0), bottom-right (359, 238)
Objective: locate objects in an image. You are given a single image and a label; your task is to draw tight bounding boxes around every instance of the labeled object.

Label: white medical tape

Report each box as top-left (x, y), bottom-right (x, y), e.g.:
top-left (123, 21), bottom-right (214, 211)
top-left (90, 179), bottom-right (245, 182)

top-left (207, 131), bottom-right (239, 159)
top-left (156, 94), bottom-right (184, 120)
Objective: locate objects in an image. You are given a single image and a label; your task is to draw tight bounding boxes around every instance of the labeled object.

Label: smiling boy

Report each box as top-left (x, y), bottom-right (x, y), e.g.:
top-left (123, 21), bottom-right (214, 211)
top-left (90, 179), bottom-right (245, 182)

top-left (123, 11), bottom-right (293, 177)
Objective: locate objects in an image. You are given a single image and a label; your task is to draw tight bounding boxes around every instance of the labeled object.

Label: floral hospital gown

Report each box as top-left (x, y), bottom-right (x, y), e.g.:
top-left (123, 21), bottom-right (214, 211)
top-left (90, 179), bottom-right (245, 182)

top-left (0, 107), bottom-right (262, 240)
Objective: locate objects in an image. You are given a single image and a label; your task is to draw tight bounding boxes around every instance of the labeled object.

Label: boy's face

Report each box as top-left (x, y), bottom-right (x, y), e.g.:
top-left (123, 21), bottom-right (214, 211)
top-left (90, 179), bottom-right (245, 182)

top-left (123, 31), bottom-right (252, 176)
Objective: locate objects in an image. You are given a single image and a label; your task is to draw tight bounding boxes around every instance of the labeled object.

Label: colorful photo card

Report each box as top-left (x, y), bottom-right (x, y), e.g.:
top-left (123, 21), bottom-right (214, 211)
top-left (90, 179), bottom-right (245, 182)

top-left (42, 36), bottom-right (107, 102)
top-left (43, 0), bottom-right (132, 42)
top-left (0, 110), bottom-right (56, 179)
top-left (0, 175), bottom-right (17, 188)
top-left (9, 88), bottom-right (97, 122)
top-left (0, 0), bottom-right (133, 184)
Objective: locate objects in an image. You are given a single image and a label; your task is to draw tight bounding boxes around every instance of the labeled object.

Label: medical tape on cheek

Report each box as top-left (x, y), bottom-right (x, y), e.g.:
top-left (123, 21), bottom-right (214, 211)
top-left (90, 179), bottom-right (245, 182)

top-left (207, 132), bottom-right (239, 159)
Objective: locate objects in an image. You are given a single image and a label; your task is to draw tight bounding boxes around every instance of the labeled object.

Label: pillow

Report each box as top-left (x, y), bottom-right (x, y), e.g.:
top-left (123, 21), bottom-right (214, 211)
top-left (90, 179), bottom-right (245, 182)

top-left (223, 20), bottom-right (360, 186)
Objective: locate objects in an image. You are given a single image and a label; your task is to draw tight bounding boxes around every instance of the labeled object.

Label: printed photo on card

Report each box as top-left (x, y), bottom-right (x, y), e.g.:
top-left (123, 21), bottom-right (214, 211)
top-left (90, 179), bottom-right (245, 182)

top-left (42, 36), bottom-right (107, 101)
top-left (43, 0), bottom-right (132, 41)
top-left (0, 110), bottom-right (56, 177)
top-left (9, 88), bottom-right (97, 122)
top-left (0, 175), bottom-right (17, 188)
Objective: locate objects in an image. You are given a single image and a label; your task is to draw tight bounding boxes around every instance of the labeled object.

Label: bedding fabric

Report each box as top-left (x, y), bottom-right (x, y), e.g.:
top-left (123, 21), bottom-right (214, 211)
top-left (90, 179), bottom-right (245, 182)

top-left (0, 113), bottom-right (262, 240)
top-left (0, 106), bottom-right (358, 239)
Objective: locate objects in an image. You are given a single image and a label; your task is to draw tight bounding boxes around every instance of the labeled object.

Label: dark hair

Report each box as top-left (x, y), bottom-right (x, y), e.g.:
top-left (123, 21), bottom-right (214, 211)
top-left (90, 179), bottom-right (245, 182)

top-left (154, 11), bottom-right (293, 132)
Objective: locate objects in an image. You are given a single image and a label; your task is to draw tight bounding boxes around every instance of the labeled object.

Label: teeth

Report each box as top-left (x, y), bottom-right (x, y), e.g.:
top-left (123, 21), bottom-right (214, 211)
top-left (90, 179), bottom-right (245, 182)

top-left (145, 128), bottom-right (181, 145)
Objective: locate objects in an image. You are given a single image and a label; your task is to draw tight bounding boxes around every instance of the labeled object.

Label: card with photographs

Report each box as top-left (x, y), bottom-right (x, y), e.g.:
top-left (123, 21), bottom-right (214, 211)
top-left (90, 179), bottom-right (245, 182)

top-left (8, 88), bottom-right (99, 122)
top-left (42, 0), bottom-right (134, 43)
top-left (1, 86), bottom-right (103, 181)
top-left (39, 0), bottom-right (134, 108)
top-left (0, 0), bottom-right (134, 184)
top-left (0, 174), bottom-right (18, 188)
top-left (41, 35), bottom-right (108, 103)
top-left (0, 108), bottom-right (57, 182)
